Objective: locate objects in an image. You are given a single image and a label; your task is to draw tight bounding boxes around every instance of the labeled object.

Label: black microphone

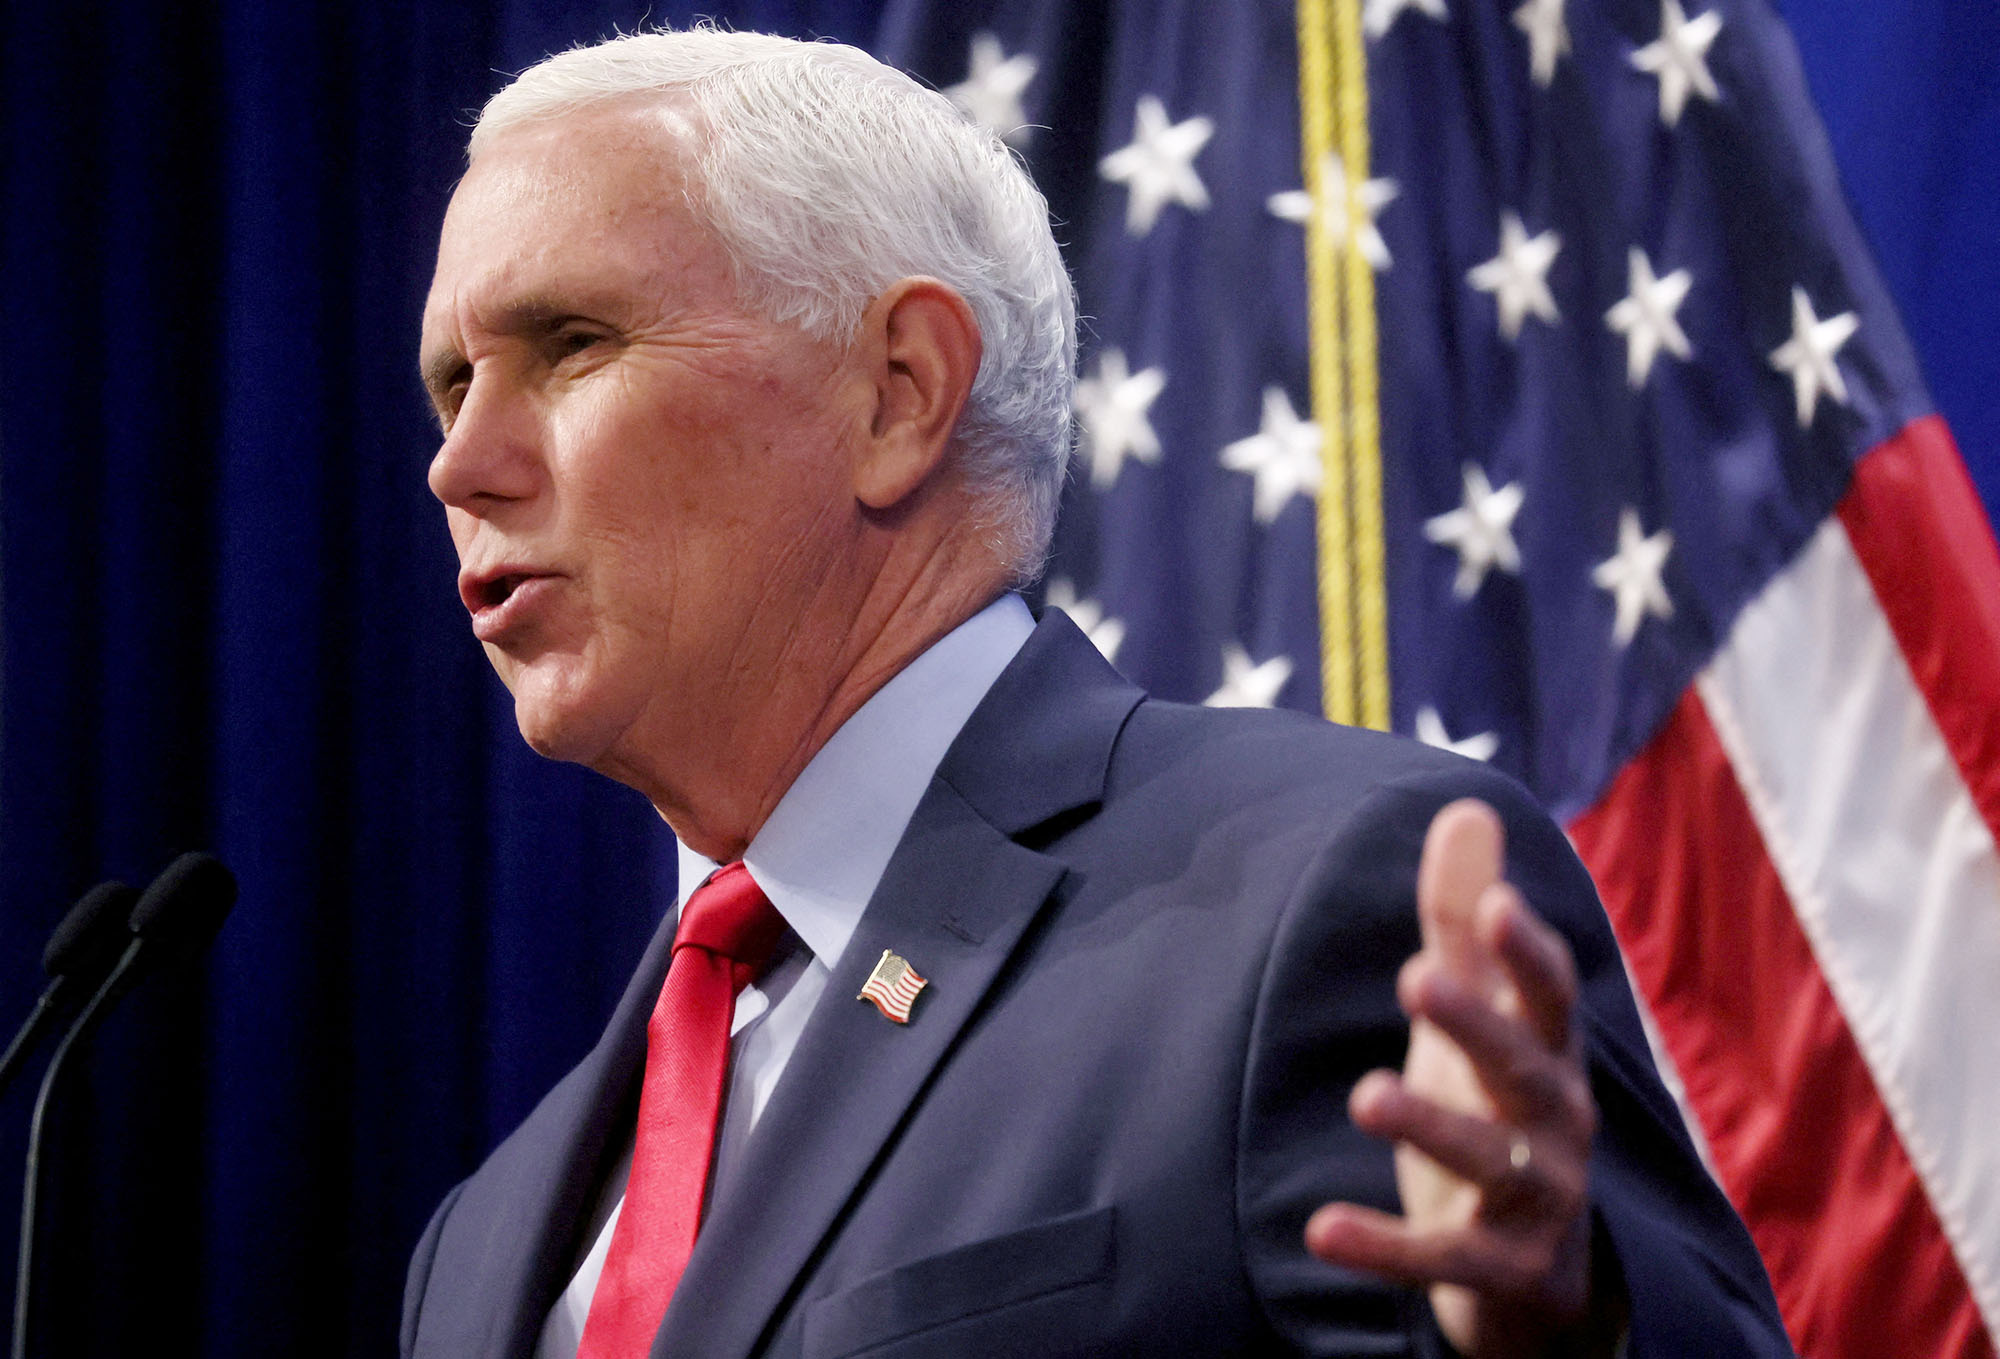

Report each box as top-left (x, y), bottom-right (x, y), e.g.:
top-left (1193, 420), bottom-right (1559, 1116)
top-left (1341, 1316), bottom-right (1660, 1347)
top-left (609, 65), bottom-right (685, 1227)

top-left (0, 882), bottom-right (140, 1100)
top-left (11, 853), bottom-right (237, 1359)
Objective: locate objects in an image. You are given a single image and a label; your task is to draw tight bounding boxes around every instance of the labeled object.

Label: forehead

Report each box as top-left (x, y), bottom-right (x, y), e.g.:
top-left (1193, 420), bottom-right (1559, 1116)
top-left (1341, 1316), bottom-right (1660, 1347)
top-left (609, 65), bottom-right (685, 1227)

top-left (423, 103), bottom-right (731, 339)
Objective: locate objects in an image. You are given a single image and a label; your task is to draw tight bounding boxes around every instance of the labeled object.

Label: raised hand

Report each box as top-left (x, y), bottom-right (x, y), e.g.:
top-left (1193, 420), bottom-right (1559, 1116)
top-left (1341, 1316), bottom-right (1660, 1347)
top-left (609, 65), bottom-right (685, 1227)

top-left (1304, 799), bottom-right (1605, 1357)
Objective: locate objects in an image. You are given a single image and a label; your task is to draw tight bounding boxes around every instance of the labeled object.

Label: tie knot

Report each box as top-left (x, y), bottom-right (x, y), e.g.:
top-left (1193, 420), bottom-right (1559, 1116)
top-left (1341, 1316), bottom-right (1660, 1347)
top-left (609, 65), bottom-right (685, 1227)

top-left (674, 861), bottom-right (786, 982)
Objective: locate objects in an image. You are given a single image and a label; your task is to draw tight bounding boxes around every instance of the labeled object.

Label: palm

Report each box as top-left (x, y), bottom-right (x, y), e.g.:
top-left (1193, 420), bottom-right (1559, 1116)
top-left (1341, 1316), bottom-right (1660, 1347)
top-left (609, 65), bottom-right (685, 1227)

top-left (1397, 1018), bottom-right (1494, 1221)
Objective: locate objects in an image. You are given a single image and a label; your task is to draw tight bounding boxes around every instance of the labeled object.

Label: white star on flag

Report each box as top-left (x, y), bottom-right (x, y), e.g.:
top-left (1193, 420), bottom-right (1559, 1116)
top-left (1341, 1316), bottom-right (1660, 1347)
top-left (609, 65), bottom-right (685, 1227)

top-left (1630, 0), bottom-right (1723, 128)
top-left (945, 32), bottom-right (1038, 147)
top-left (1605, 246), bottom-right (1694, 388)
top-left (1513, 0), bottom-right (1571, 88)
top-left (1364, 0), bottom-right (1448, 40)
top-left (1415, 706), bottom-right (1501, 762)
top-left (1074, 348), bottom-right (1166, 489)
top-left (1043, 579), bottom-right (1127, 664)
top-left (1468, 211), bottom-right (1561, 341)
top-left (1424, 463), bottom-right (1525, 599)
top-left (1591, 507), bottom-right (1675, 647)
top-left (1768, 286), bottom-right (1860, 427)
top-left (1099, 95), bottom-right (1214, 236)
top-left (1205, 644), bottom-right (1293, 709)
top-left (1267, 152), bottom-right (1400, 272)
top-left (1220, 387), bottom-right (1323, 523)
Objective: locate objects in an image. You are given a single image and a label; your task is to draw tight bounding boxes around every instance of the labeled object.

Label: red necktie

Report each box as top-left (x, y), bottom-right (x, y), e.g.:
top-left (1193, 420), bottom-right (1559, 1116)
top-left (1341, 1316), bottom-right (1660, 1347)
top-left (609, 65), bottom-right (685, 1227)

top-left (577, 862), bottom-right (786, 1359)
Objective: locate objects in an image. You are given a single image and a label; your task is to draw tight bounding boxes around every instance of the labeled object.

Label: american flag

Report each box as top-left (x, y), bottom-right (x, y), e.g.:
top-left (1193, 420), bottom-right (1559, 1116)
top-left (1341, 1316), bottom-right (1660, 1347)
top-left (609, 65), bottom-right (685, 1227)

top-left (875, 0), bottom-right (2000, 1353)
top-left (858, 949), bottom-right (928, 1024)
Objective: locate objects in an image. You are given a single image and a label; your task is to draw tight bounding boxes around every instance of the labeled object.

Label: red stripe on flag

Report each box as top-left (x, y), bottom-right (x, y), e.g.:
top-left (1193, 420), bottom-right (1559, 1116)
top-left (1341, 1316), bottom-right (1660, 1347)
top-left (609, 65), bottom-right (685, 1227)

top-left (1837, 415), bottom-right (2000, 849)
top-left (1569, 688), bottom-right (1993, 1359)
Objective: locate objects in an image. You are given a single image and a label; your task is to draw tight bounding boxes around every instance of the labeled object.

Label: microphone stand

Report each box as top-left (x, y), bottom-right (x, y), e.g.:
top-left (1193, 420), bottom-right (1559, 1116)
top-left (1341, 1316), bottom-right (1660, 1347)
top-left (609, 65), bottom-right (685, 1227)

top-left (11, 939), bottom-right (145, 1359)
top-left (10, 854), bottom-right (233, 1359)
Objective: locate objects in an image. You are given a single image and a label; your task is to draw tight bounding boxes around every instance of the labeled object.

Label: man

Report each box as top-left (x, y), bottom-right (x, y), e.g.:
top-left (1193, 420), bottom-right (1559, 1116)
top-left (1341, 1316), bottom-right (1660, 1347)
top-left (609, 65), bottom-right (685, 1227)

top-left (404, 27), bottom-right (1791, 1359)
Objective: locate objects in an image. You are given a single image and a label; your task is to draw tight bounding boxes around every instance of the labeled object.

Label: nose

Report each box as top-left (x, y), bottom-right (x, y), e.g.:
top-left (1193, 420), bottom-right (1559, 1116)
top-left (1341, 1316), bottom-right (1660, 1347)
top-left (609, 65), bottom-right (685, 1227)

top-left (427, 374), bottom-right (543, 512)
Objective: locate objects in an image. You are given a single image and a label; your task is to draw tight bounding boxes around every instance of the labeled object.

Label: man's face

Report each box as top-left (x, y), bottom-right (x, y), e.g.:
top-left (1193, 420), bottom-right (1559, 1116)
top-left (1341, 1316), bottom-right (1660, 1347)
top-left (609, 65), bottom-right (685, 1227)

top-left (419, 106), bottom-right (868, 785)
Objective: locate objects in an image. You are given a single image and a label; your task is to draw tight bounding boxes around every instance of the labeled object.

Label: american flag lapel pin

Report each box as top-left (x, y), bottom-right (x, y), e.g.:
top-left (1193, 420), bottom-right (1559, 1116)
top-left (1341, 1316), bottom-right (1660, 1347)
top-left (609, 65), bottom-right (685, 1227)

top-left (857, 949), bottom-right (927, 1024)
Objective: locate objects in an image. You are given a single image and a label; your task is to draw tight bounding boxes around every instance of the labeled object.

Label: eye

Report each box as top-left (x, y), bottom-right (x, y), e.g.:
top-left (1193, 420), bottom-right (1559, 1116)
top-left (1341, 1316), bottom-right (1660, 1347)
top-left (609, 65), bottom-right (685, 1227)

top-left (553, 328), bottom-right (605, 363)
top-left (429, 360), bottom-right (472, 431)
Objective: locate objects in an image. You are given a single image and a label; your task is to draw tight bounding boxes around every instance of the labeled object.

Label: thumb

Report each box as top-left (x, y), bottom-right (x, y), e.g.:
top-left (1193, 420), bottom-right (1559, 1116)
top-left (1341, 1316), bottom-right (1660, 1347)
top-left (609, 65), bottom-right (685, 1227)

top-left (1415, 799), bottom-right (1507, 978)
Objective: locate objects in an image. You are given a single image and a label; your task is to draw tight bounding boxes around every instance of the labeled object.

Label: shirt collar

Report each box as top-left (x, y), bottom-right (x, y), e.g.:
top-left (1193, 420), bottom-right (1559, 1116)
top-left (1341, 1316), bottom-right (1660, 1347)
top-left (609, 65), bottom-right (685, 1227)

top-left (675, 592), bottom-right (1035, 970)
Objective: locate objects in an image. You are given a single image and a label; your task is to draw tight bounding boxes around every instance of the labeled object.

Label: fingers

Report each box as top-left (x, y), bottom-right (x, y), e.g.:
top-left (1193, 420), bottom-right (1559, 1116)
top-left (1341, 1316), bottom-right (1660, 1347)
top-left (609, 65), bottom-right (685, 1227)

top-left (1400, 952), bottom-right (1592, 1136)
top-left (1415, 800), bottom-right (1507, 975)
top-left (1315, 1061), bottom-right (1596, 1344)
top-left (1303, 1200), bottom-right (1573, 1303)
top-left (1349, 1070), bottom-right (1582, 1226)
top-left (1325, 798), bottom-right (1600, 1349)
top-left (1479, 882), bottom-right (1578, 1054)
top-left (1305, 1200), bottom-right (1479, 1290)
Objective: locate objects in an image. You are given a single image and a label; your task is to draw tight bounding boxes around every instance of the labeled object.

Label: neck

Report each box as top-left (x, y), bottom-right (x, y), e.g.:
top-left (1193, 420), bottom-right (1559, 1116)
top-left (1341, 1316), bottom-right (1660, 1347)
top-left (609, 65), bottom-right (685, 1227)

top-left (606, 549), bottom-right (1008, 862)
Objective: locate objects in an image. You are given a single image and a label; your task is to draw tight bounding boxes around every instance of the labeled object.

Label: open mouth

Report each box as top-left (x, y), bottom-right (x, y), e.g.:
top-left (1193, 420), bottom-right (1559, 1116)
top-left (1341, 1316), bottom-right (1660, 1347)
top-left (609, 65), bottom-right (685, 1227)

top-left (474, 573), bottom-right (531, 611)
top-left (462, 569), bottom-right (553, 628)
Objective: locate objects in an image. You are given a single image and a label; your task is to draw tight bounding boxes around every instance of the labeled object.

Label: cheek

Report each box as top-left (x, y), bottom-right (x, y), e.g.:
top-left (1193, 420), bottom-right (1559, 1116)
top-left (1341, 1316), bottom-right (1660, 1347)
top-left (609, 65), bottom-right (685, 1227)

top-left (554, 389), bottom-right (683, 506)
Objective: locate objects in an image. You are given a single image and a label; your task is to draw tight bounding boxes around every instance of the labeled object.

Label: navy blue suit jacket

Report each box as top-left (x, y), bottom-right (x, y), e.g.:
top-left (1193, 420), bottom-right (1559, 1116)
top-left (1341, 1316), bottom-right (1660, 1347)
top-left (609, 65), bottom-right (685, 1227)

top-left (403, 610), bottom-right (1792, 1357)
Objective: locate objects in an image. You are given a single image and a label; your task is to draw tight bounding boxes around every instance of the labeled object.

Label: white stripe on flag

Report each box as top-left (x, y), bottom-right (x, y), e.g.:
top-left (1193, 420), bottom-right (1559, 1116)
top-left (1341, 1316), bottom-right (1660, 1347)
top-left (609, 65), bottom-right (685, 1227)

top-left (1696, 514), bottom-right (2000, 1339)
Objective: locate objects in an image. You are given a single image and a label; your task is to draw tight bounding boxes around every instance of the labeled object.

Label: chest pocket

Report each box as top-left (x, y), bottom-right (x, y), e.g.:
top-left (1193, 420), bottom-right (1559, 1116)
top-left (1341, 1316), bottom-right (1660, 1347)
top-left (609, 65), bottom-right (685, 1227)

top-left (801, 1204), bottom-right (1116, 1358)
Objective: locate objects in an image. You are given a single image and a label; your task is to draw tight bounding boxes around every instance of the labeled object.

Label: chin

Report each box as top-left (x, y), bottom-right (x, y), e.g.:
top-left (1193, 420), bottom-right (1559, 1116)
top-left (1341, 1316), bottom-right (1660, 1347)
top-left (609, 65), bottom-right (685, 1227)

top-left (508, 676), bottom-right (622, 768)
top-left (513, 705), bottom-right (584, 764)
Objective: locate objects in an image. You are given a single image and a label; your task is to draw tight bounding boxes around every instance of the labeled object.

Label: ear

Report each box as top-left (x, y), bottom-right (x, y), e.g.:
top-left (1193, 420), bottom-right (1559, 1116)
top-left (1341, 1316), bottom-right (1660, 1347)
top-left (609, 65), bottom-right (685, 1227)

top-left (851, 277), bottom-right (982, 511)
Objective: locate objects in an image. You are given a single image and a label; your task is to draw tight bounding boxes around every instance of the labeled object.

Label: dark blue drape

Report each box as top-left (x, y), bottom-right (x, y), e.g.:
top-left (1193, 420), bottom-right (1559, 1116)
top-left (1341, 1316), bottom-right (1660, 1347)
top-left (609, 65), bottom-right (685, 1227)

top-left (0, 3), bottom-right (871, 1354)
top-left (0, 1), bottom-right (1992, 1354)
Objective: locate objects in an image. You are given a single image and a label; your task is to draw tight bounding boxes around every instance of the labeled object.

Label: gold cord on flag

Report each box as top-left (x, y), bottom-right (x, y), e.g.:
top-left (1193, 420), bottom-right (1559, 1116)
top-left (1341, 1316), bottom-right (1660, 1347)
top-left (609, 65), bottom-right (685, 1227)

top-left (1297, 0), bottom-right (1391, 730)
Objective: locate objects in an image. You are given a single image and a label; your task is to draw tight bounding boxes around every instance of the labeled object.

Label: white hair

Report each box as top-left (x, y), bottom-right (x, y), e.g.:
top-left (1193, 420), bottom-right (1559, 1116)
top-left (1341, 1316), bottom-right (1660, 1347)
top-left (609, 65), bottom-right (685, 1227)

top-left (469, 27), bottom-right (1076, 582)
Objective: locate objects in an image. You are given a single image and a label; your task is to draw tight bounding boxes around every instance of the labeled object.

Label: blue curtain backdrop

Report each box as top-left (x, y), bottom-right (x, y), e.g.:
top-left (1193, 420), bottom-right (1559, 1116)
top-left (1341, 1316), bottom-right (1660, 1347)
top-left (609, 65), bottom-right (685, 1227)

top-left (0, 1), bottom-right (1991, 1354)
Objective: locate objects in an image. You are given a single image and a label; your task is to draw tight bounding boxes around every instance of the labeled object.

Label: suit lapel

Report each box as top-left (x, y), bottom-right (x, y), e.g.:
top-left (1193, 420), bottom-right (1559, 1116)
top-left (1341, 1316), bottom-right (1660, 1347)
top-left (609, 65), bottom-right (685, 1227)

top-left (652, 611), bottom-right (1145, 1359)
top-left (657, 793), bottom-right (1065, 1358)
